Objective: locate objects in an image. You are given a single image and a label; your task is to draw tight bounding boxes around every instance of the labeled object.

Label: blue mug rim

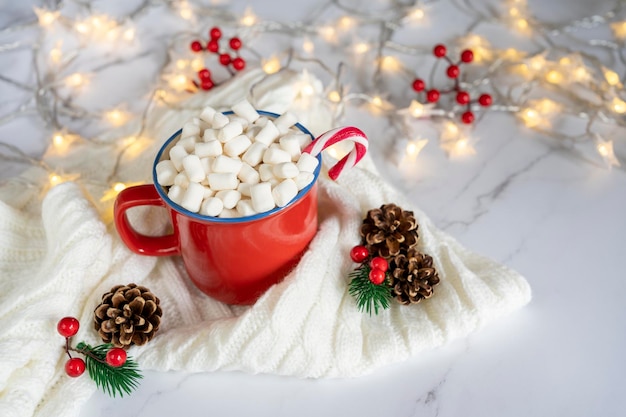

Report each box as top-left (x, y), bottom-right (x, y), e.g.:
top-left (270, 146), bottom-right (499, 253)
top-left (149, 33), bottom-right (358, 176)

top-left (152, 110), bottom-right (321, 223)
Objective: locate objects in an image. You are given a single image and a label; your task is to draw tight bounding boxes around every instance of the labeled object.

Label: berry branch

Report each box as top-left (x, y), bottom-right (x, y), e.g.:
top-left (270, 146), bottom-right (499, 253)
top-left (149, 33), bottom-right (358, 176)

top-left (347, 246), bottom-right (392, 315)
top-left (412, 44), bottom-right (493, 124)
top-left (57, 317), bottom-right (143, 397)
top-left (189, 26), bottom-right (246, 91)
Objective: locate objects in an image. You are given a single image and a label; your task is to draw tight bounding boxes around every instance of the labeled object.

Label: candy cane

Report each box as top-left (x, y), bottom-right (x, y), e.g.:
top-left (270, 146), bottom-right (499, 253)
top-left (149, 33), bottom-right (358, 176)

top-left (303, 126), bottom-right (368, 180)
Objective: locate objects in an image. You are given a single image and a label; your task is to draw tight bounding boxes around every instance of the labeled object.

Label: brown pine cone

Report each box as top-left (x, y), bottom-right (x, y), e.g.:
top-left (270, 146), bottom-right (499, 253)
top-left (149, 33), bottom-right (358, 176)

top-left (360, 204), bottom-right (418, 258)
top-left (93, 283), bottom-right (162, 348)
top-left (389, 248), bottom-right (440, 305)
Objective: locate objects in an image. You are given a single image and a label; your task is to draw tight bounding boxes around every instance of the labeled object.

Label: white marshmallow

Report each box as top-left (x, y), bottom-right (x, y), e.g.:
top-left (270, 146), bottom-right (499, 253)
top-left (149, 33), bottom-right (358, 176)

top-left (272, 179), bottom-right (298, 207)
top-left (178, 135), bottom-right (197, 152)
top-left (254, 116), bottom-right (268, 127)
top-left (224, 135), bottom-right (252, 157)
top-left (273, 162), bottom-right (299, 179)
top-left (238, 162), bottom-right (260, 184)
top-left (219, 208), bottom-right (239, 218)
top-left (242, 142), bottom-right (267, 167)
top-left (227, 116), bottom-right (250, 130)
top-left (212, 112), bottom-right (229, 129)
top-left (216, 189), bottom-right (241, 209)
top-left (279, 135), bottom-right (303, 161)
top-left (245, 125), bottom-right (262, 138)
top-left (174, 172), bottom-right (190, 188)
top-left (232, 99), bottom-right (260, 123)
top-left (269, 143), bottom-right (281, 151)
top-left (168, 185), bottom-right (184, 205)
top-left (203, 128), bottom-right (218, 142)
top-left (169, 145), bottom-right (188, 171)
top-left (258, 164), bottom-right (274, 182)
top-left (212, 155), bottom-right (243, 174)
top-left (267, 177), bottom-right (280, 188)
top-left (294, 171), bottom-right (315, 190)
top-left (250, 182), bottom-right (275, 213)
top-left (237, 182), bottom-right (251, 197)
top-left (200, 157), bottom-right (213, 175)
top-left (208, 173), bottom-right (239, 190)
top-left (254, 120), bottom-right (280, 146)
top-left (180, 182), bottom-right (205, 212)
top-left (274, 112), bottom-right (298, 134)
top-left (182, 154), bottom-right (205, 182)
top-left (181, 122), bottom-right (201, 139)
top-left (219, 121), bottom-right (244, 143)
top-left (200, 197), bottom-right (223, 216)
top-left (263, 147), bottom-right (291, 164)
top-left (191, 117), bottom-right (209, 131)
top-left (195, 141), bottom-right (222, 158)
top-left (296, 133), bottom-right (312, 150)
top-left (200, 106), bottom-right (217, 124)
top-left (296, 152), bottom-right (319, 173)
top-left (236, 199), bottom-right (257, 216)
top-left (202, 185), bottom-right (214, 199)
top-left (156, 160), bottom-right (177, 186)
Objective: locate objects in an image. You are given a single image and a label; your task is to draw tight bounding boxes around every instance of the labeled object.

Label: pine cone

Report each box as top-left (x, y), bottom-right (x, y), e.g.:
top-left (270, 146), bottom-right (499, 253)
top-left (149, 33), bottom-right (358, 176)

top-left (389, 248), bottom-right (440, 305)
top-left (360, 204), bottom-right (419, 258)
top-left (94, 284), bottom-right (162, 348)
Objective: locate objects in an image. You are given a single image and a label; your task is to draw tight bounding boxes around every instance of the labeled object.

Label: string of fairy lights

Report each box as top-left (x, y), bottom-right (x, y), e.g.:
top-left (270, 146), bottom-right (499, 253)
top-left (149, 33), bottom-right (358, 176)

top-left (1, 0), bottom-right (625, 208)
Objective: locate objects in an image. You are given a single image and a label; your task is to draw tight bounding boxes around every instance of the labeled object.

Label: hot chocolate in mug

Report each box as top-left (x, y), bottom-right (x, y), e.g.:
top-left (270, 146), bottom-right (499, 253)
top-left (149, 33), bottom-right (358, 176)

top-left (114, 110), bottom-right (367, 305)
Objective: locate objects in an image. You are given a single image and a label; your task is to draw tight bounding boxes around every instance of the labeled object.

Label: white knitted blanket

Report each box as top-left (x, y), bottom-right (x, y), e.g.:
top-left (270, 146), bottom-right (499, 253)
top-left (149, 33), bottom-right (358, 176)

top-left (0, 69), bottom-right (531, 417)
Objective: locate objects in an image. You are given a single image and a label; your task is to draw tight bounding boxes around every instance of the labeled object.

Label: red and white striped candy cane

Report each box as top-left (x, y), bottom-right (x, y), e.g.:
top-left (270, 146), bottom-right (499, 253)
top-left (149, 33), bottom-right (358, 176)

top-left (303, 126), bottom-right (368, 180)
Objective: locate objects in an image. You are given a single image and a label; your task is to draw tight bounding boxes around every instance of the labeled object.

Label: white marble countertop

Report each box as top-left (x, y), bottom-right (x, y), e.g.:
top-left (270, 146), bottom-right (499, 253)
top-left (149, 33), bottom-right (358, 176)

top-left (2, 0), bottom-right (625, 416)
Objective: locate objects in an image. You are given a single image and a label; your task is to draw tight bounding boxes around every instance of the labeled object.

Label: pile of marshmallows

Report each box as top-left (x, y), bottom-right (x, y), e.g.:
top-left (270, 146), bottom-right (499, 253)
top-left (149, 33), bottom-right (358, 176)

top-left (156, 100), bottom-right (319, 218)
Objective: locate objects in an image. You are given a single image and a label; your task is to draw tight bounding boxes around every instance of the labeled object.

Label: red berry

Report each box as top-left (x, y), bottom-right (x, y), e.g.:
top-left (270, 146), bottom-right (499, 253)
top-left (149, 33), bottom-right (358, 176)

top-left (368, 268), bottom-right (386, 285)
top-left (433, 44), bottom-right (447, 58)
top-left (456, 91), bottom-right (470, 105)
top-left (209, 27), bottom-right (222, 40)
top-left (370, 257), bottom-right (388, 272)
top-left (190, 40), bottom-right (203, 52)
top-left (350, 245), bottom-right (369, 263)
top-left (461, 111), bottom-right (475, 124)
top-left (106, 348), bottom-right (127, 367)
top-left (219, 53), bottom-right (231, 65)
top-left (446, 65), bottom-right (460, 79)
top-left (478, 94), bottom-right (492, 106)
top-left (65, 357), bottom-right (85, 377)
top-left (198, 68), bottom-right (211, 80)
top-left (57, 317), bottom-right (79, 338)
top-left (460, 49), bottom-right (474, 63)
top-left (412, 78), bottom-right (425, 92)
top-left (200, 78), bottom-right (214, 90)
top-left (207, 40), bottom-right (219, 53)
top-left (229, 37), bottom-right (242, 50)
top-left (232, 57), bottom-right (246, 71)
top-left (426, 89), bottom-right (440, 103)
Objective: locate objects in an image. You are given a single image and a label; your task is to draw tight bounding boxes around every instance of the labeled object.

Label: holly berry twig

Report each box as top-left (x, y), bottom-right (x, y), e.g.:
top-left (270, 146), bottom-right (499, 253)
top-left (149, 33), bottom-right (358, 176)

top-left (412, 44), bottom-right (492, 124)
top-left (347, 246), bottom-right (392, 315)
top-left (58, 317), bottom-right (142, 397)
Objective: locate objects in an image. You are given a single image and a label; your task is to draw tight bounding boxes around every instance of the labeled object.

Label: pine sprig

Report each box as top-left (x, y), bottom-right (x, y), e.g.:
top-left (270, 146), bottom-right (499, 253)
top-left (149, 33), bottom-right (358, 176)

top-left (76, 342), bottom-right (143, 397)
top-left (348, 265), bottom-right (392, 315)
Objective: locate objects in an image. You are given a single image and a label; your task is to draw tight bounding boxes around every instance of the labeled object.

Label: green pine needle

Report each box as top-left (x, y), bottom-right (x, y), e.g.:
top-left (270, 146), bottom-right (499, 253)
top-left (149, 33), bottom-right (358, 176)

top-left (348, 265), bottom-right (392, 315)
top-left (76, 342), bottom-right (143, 398)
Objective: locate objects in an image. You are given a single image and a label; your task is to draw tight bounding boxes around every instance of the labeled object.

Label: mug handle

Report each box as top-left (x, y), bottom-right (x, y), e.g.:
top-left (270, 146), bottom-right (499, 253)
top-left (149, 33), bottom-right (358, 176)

top-left (114, 184), bottom-right (180, 256)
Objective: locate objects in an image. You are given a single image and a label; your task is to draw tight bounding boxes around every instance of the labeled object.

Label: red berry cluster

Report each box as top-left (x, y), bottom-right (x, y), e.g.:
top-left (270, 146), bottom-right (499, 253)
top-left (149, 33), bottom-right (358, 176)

top-left (189, 27), bottom-right (246, 91)
top-left (350, 245), bottom-right (389, 285)
top-left (57, 316), bottom-right (127, 377)
top-left (412, 44), bottom-right (492, 124)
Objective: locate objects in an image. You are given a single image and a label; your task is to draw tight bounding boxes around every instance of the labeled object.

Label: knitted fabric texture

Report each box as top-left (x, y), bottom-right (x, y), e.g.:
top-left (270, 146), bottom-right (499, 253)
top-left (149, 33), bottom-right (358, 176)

top-left (0, 69), bottom-right (531, 417)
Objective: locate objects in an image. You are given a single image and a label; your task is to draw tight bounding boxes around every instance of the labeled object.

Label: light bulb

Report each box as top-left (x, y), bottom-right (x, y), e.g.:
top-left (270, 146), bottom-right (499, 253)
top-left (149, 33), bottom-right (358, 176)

top-left (65, 73), bottom-right (87, 88)
top-left (262, 57), bottom-right (281, 74)
top-left (545, 70), bottom-right (563, 84)
top-left (604, 68), bottom-right (621, 86)
top-left (240, 7), bottom-right (257, 26)
top-left (113, 182), bottom-right (126, 192)
top-left (328, 90), bottom-right (341, 102)
top-left (353, 42), bottom-right (369, 54)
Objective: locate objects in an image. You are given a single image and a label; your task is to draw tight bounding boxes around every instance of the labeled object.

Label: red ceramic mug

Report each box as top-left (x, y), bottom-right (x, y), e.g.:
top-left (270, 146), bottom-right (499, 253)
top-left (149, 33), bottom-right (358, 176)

top-left (114, 111), bottom-right (321, 305)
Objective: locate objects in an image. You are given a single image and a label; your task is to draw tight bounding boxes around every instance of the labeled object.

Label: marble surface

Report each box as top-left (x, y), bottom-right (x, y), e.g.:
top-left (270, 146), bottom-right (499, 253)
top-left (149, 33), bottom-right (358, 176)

top-left (2, 0), bottom-right (626, 416)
